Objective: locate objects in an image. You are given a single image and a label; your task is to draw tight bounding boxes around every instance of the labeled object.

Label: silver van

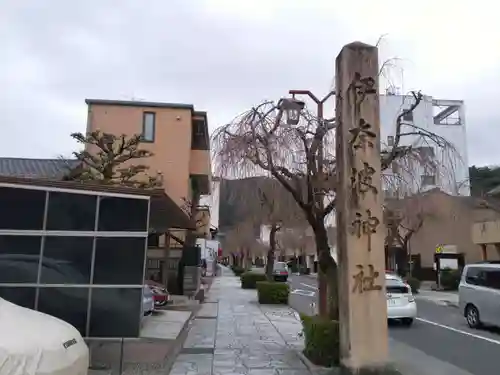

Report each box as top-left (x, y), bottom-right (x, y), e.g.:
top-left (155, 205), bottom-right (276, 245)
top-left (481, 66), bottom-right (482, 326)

top-left (458, 262), bottom-right (500, 329)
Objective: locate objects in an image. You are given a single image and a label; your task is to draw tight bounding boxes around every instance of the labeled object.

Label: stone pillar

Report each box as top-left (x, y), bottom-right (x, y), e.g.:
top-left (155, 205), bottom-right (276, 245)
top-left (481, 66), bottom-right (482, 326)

top-left (335, 42), bottom-right (389, 372)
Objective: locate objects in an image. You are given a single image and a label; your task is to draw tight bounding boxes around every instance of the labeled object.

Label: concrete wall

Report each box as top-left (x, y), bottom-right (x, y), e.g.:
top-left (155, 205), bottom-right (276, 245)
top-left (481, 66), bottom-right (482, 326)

top-left (86, 102), bottom-right (211, 207)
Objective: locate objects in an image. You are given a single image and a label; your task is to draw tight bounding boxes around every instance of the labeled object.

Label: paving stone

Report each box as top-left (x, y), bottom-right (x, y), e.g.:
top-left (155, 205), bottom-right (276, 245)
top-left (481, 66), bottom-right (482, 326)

top-left (169, 266), bottom-right (311, 375)
top-left (183, 318), bottom-right (217, 349)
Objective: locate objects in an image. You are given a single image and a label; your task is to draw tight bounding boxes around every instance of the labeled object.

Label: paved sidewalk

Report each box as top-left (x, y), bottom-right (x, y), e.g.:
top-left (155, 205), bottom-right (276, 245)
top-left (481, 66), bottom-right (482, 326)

top-left (169, 266), bottom-right (310, 375)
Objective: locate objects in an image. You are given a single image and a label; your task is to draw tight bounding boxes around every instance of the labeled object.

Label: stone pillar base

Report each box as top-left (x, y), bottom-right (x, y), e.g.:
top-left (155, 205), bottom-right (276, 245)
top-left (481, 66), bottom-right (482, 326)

top-left (339, 364), bottom-right (402, 375)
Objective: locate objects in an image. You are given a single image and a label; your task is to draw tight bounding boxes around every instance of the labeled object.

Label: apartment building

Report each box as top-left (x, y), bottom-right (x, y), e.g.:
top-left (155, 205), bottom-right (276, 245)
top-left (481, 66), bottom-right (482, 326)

top-left (380, 93), bottom-right (469, 197)
top-left (85, 99), bottom-right (212, 288)
top-left (85, 99), bottom-right (211, 205)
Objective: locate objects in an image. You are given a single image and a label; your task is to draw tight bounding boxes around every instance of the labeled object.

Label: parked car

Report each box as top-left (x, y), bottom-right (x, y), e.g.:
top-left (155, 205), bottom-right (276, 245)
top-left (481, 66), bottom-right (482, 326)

top-left (146, 280), bottom-right (171, 307)
top-left (0, 297), bottom-right (89, 375)
top-left (142, 285), bottom-right (155, 316)
top-left (273, 262), bottom-right (289, 282)
top-left (386, 274), bottom-right (417, 327)
top-left (459, 262), bottom-right (500, 329)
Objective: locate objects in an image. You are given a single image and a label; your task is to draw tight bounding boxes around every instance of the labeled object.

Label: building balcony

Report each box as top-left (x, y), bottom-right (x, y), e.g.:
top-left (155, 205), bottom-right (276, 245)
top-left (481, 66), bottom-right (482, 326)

top-left (472, 220), bottom-right (500, 244)
top-left (189, 149), bottom-right (211, 195)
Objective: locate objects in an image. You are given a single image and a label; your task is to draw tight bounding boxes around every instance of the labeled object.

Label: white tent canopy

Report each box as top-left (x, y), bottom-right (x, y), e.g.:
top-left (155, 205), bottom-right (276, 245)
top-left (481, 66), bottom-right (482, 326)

top-left (0, 298), bottom-right (89, 375)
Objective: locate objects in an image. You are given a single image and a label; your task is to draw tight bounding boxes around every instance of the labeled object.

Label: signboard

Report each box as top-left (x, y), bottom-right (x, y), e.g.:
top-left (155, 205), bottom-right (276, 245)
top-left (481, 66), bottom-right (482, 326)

top-left (435, 244), bottom-right (457, 254)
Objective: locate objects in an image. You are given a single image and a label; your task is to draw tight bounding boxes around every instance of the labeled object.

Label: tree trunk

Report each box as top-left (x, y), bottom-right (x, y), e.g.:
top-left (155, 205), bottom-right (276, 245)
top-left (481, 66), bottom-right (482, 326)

top-left (265, 224), bottom-right (279, 280)
top-left (313, 221), bottom-right (339, 320)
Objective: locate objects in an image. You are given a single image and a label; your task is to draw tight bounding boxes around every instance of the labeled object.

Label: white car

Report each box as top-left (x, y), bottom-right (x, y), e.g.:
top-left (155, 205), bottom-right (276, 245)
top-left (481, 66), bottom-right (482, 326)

top-left (0, 297), bottom-right (89, 375)
top-left (386, 274), bottom-right (417, 327)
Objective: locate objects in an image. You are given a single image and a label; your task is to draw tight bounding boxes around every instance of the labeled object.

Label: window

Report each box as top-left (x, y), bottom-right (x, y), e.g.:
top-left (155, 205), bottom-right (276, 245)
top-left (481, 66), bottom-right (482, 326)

top-left (417, 146), bottom-right (435, 160)
top-left (46, 192), bottom-right (97, 231)
top-left (89, 288), bottom-right (142, 337)
top-left (0, 236), bottom-right (42, 283)
top-left (37, 287), bottom-right (89, 336)
top-left (98, 196), bottom-right (148, 232)
top-left (421, 174), bottom-right (436, 186)
top-left (194, 119), bottom-right (204, 136)
top-left (191, 119), bottom-right (208, 150)
top-left (40, 237), bottom-right (93, 284)
top-left (142, 112), bottom-right (155, 142)
top-left (484, 270), bottom-right (500, 290)
top-left (93, 237), bottom-right (146, 285)
top-left (465, 267), bottom-right (485, 286)
top-left (0, 187), bottom-right (46, 230)
top-left (0, 287), bottom-right (36, 309)
top-left (403, 111), bottom-right (413, 122)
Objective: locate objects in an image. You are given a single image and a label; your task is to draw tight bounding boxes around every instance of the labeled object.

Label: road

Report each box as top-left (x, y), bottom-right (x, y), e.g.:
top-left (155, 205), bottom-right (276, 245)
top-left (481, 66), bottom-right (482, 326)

top-left (288, 274), bottom-right (500, 375)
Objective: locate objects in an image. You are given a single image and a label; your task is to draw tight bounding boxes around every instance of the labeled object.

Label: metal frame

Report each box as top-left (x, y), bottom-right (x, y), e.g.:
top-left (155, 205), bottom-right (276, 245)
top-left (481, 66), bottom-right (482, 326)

top-left (0, 182), bottom-right (151, 200)
top-left (0, 184), bottom-right (150, 338)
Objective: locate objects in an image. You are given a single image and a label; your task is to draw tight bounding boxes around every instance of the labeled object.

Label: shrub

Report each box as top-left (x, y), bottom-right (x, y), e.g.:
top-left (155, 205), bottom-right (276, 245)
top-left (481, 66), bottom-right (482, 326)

top-left (231, 266), bottom-right (246, 277)
top-left (440, 268), bottom-right (461, 290)
top-left (300, 315), bottom-right (340, 367)
top-left (405, 276), bottom-right (421, 294)
top-left (256, 281), bottom-right (289, 304)
top-left (240, 272), bottom-right (267, 289)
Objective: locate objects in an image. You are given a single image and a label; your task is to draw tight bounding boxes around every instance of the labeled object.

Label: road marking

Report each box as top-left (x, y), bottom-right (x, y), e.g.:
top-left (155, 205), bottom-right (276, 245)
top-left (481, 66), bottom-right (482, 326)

top-left (416, 317), bottom-right (500, 346)
top-left (300, 283), bottom-right (318, 290)
top-left (290, 289), bottom-right (315, 297)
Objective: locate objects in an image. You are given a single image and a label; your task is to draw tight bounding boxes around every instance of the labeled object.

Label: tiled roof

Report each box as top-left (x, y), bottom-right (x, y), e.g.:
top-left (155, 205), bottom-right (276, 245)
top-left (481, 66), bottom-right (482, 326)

top-left (0, 158), bottom-right (79, 179)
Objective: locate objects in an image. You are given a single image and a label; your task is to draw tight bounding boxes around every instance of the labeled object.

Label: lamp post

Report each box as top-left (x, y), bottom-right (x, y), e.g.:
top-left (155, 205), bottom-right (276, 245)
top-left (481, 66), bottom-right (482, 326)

top-left (278, 89), bottom-right (335, 316)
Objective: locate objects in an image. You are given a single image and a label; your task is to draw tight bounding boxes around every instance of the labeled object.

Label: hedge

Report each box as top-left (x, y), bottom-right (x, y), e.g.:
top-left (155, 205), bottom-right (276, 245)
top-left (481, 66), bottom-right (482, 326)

top-left (256, 281), bottom-right (289, 304)
top-left (440, 268), bottom-right (461, 290)
top-left (300, 315), bottom-right (340, 367)
top-left (231, 265), bottom-right (246, 277)
top-left (241, 272), bottom-right (267, 289)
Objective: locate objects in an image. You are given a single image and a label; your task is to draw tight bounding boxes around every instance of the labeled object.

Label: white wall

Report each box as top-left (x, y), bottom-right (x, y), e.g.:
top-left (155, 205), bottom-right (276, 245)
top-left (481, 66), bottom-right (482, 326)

top-left (199, 178), bottom-right (221, 229)
top-left (379, 94), bottom-right (469, 196)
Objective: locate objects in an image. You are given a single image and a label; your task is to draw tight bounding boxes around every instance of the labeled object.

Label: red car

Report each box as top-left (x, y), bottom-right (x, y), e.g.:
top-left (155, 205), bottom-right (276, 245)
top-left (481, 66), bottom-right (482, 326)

top-left (146, 280), bottom-right (170, 307)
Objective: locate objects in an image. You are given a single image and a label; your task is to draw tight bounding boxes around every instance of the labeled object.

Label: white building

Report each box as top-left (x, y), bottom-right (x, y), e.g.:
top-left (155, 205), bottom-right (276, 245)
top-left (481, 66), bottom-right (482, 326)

top-left (199, 177), bottom-right (221, 231)
top-left (380, 93), bottom-right (469, 197)
top-left (324, 93), bottom-right (469, 233)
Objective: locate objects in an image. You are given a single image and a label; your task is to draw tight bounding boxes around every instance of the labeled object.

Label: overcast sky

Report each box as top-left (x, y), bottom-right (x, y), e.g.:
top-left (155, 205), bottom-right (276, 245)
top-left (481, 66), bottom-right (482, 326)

top-left (1, 0), bottom-right (498, 166)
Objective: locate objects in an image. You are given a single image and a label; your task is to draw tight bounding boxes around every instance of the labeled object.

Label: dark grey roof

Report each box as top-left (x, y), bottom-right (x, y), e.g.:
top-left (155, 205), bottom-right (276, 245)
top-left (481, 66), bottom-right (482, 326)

top-left (85, 99), bottom-right (195, 110)
top-left (0, 158), bottom-right (79, 179)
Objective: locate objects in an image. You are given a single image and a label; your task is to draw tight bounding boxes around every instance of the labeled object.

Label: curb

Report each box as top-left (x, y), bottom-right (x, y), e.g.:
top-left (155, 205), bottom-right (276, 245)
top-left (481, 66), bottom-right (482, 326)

top-left (296, 351), bottom-right (338, 375)
top-left (160, 309), bottom-right (196, 374)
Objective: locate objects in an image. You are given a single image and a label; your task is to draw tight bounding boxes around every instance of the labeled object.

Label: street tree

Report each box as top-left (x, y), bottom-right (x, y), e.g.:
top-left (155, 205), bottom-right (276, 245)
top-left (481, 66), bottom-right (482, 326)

top-left (226, 176), bottom-right (305, 280)
top-left (212, 89), bottom-right (456, 318)
top-left (384, 196), bottom-right (433, 275)
top-left (277, 225), bottom-right (316, 267)
top-left (223, 220), bottom-right (262, 268)
top-left (66, 130), bottom-right (163, 188)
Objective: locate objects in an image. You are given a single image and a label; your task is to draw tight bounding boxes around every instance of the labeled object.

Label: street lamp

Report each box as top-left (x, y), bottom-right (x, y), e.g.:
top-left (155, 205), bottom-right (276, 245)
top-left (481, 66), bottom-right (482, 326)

top-left (278, 97), bottom-right (305, 125)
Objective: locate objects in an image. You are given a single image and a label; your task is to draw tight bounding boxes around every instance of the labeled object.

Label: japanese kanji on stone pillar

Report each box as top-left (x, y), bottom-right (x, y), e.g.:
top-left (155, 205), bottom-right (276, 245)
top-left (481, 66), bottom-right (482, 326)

top-left (335, 42), bottom-right (389, 373)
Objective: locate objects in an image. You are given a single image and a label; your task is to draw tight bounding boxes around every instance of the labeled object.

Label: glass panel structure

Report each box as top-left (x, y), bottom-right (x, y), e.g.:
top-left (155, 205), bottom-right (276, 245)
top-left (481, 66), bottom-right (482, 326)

top-left (0, 184), bottom-right (150, 338)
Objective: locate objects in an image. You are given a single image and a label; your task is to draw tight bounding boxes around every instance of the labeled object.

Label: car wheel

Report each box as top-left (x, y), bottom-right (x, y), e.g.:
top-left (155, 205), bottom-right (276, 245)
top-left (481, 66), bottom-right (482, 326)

top-left (401, 318), bottom-right (413, 327)
top-left (466, 304), bottom-right (482, 328)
